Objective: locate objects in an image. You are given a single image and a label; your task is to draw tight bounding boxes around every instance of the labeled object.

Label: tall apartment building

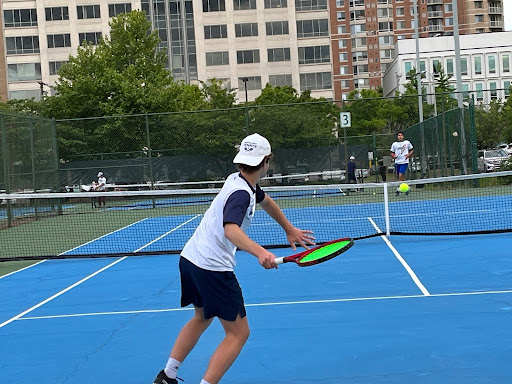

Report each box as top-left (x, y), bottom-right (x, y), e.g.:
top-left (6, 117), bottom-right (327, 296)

top-left (0, 0), bottom-right (504, 103)
top-left (331, 0), bottom-right (504, 100)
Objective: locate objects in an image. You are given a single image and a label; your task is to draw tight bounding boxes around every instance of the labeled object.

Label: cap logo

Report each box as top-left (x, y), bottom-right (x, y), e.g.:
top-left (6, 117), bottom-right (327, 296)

top-left (243, 142), bottom-right (257, 152)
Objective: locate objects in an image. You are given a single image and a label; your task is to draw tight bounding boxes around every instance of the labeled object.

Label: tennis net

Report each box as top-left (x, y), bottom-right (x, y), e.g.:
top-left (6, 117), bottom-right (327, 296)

top-left (1, 171), bottom-right (511, 260)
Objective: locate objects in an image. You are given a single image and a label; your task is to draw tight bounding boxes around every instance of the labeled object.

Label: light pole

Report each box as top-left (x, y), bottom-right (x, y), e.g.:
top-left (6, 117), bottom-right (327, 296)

top-left (242, 77), bottom-right (249, 134)
top-left (38, 81), bottom-right (51, 98)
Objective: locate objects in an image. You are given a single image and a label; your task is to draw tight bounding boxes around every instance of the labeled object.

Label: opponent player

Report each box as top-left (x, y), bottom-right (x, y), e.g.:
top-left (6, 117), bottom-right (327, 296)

top-left (390, 132), bottom-right (413, 195)
top-left (153, 133), bottom-right (315, 384)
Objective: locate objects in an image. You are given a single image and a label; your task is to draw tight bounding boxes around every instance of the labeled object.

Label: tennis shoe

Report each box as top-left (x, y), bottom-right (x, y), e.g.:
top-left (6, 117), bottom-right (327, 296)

top-left (153, 370), bottom-right (182, 384)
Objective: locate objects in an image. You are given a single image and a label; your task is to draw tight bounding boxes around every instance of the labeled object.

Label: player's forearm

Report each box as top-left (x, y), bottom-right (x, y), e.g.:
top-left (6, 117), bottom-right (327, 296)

top-left (260, 196), bottom-right (294, 234)
top-left (224, 223), bottom-right (268, 258)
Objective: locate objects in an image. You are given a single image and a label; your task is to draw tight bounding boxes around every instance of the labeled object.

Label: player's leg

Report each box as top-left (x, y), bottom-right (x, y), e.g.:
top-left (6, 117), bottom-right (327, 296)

top-left (202, 314), bottom-right (250, 384)
top-left (170, 306), bottom-right (214, 361)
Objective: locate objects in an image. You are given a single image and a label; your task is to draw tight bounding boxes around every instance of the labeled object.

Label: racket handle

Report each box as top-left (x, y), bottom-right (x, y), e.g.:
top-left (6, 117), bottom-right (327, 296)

top-left (275, 257), bottom-right (284, 265)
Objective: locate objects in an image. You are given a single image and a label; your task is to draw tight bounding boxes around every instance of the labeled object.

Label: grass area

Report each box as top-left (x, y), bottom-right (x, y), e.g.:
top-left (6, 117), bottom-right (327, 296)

top-left (0, 260), bottom-right (39, 277)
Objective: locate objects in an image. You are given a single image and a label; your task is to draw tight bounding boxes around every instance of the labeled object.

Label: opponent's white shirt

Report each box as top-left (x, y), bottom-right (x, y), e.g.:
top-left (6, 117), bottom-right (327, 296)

top-left (97, 176), bottom-right (107, 191)
top-left (181, 172), bottom-right (257, 271)
top-left (390, 140), bottom-right (413, 164)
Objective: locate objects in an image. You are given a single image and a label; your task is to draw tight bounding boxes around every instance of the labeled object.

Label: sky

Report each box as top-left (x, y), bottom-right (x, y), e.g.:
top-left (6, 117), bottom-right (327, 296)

top-left (505, 1), bottom-right (512, 31)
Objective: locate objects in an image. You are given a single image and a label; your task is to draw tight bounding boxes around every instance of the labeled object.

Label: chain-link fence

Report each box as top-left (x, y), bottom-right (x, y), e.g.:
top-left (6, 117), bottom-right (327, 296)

top-left (0, 112), bottom-right (58, 193)
top-left (5, 90), bottom-right (504, 192)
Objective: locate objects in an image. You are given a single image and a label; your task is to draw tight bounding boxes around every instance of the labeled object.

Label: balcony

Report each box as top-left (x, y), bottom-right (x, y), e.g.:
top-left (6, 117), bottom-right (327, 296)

top-left (426, 24), bottom-right (444, 32)
top-left (427, 11), bottom-right (443, 18)
top-left (489, 6), bottom-right (503, 14)
top-left (490, 20), bottom-right (504, 28)
top-left (427, 0), bottom-right (443, 4)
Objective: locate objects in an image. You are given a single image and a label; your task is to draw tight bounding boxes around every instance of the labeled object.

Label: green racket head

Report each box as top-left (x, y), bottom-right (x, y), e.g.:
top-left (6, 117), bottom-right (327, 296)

top-left (297, 239), bottom-right (353, 266)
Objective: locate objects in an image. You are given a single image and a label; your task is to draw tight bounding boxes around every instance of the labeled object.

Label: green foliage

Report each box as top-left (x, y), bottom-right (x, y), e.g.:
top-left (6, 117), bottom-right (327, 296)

top-left (475, 100), bottom-right (505, 149)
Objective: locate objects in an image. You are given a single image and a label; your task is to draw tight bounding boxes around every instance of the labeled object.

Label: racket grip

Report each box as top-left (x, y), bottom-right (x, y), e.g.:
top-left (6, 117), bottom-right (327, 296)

top-left (274, 257), bottom-right (284, 265)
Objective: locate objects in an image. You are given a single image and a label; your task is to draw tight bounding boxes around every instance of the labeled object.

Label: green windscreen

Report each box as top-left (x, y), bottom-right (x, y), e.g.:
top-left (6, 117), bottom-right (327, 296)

top-left (298, 240), bottom-right (351, 263)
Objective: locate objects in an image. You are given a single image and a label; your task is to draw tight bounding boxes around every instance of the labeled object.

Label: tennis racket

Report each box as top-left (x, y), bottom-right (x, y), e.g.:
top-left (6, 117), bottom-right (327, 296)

top-left (275, 238), bottom-right (354, 267)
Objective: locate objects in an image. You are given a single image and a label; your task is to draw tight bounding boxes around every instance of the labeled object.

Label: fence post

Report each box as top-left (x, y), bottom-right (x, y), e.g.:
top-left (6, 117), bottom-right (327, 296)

top-left (52, 118), bottom-right (62, 214)
top-left (30, 121), bottom-right (39, 220)
top-left (1, 115), bottom-right (12, 227)
top-left (469, 95), bottom-right (478, 174)
top-left (145, 114), bottom-right (155, 189)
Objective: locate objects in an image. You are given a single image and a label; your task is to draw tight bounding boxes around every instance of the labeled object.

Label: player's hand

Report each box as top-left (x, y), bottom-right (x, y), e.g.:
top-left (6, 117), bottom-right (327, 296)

top-left (258, 251), bottom-right (277, 269)
top-left (286, 228), bottom-right (316, 251)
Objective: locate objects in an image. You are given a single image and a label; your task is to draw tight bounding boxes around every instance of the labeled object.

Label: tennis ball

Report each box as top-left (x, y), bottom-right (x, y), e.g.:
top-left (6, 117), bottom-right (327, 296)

top-left (399, 183), bottom-right (409, 193)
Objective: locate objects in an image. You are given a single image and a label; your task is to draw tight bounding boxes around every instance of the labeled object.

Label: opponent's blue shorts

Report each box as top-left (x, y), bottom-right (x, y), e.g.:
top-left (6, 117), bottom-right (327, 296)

top-left (395, 163), bottom-right (409, 175)
top-left (179, 256), bottom-right (246, 321)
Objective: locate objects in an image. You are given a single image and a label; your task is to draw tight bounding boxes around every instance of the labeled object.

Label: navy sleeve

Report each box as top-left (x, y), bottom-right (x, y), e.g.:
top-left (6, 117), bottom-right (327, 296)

top-left (223, 190), bottom-right (251, 227)
top-left (255, 184), bottom-right (265, 203)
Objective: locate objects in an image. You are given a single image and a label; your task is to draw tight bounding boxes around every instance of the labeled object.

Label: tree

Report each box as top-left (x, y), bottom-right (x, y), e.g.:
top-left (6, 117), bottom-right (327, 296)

top-left (44, 10), bottom-right (203, 119)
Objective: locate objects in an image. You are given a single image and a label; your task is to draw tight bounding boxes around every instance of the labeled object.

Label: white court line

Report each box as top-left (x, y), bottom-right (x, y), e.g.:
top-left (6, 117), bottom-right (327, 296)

top-left (135, 214), bottom-right (202, 252)
top-left (368, 217), bottom-right (431, 296)
top-left (0, 257), bottom-right (127, 328)
top-left (0, 259), bottom-right (46, 280)
top-left (59, 219), bottom-right (148, 255)
top-left (16, 289), bottom-right (512, 321)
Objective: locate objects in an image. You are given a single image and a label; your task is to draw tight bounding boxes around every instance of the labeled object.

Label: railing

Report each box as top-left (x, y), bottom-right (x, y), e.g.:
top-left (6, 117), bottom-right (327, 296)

top-left (427, 11), bottom-right (443, 18)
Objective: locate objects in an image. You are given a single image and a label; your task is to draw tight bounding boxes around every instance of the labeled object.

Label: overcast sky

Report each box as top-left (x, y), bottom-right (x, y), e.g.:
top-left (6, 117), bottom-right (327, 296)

top-left (505, 2), bottom-right (512, 31)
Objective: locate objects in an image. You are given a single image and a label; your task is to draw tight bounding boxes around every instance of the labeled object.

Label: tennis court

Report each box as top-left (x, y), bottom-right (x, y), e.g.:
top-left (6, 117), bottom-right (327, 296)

top-left (1, 232), bottom-right (512, 384)
top-left (1, 172), bottom-right (512, 383)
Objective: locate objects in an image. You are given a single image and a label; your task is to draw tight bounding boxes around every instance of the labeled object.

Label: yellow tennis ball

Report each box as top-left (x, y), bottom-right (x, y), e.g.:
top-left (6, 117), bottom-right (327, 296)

top-left (399, 183), bottom-right (409, 193)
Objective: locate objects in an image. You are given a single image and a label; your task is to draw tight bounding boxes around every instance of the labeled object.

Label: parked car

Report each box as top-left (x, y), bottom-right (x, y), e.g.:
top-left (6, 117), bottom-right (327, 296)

top-left (477, 149), bottom-right (509, 173)
top-left (497, 143), bottom-right (512, 155)
top-left (321, 169), bottom-right (346, 181)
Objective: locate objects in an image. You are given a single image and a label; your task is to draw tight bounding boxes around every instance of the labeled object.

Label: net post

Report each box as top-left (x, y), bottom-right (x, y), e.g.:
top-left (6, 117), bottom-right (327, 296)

top-left (383, 183), bottom-right (390, 237)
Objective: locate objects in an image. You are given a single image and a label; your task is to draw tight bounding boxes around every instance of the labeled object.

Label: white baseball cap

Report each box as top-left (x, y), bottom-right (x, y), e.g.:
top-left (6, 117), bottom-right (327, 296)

top-left (233, 133), bottom-right (272, 166)
top-left (97, 172), bottom-right (103, 177)
top-left (350, 156), bottom-right (355, 160)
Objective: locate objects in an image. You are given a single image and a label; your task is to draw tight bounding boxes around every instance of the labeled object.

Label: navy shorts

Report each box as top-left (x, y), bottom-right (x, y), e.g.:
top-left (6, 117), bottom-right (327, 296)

top-left (395, 163), bottom-right (408, 175)
top-left (179, 256), bottom-right (246, 321)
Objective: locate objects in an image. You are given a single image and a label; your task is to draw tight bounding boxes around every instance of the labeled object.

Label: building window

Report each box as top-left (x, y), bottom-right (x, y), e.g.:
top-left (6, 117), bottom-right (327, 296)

top-left (338, 39), bottom-right (347, 48)
top-left (45, 7), bottom-right (69, 21)
top-left (350, 24), bottom-right (366, 34)
top-left (238, 76), bottom-right (261, 90)
top-left (4, 9), bottom-right (38, 27)
top-left (298, 46), bottom-right (330, 64)
top-left (265, 0), bottom-right (287, 8)
top-left (337, 11), bottom-right (345, 20)
top-left (396, 20), bottom-right (405, 29)
top-left (475, 82), bottom-right (483, 101)
top-left (269, 74), bottom-right (292, 87)
top-left (461, 57), bottom-right (468, 75)
top-left (351, 10), bottom-right (365, 20)
top-left (300, 72), bottom-right (332, 90)
top-left (79, 32), bottom-right (102, 45)
top-left (445, 18), bottom-right (453, 26)
top-left (445, 3), bottom-right (453, 12)
top-left (9, 89), bottom-right (41, 101)
top-left (6, 36), bottom-right (40, 54)
top-left (77, 5), bottom-right (101, 19)
top-left (446, 58), bottom-right (454, 76)
top-left (268, 47), bottom-right (291, 62)
top-left (396, 7), bottom-right (404, 16)
top-left (47, 34), bottom-right (71, 48)
top-left (490, 82), bottom-right (497, 99)
top-left (502, 54), bottom-right (510, 73)
top-left (339, 52), bottom-right (348, 61)
top-left (340, 65), bottom-right (349, 74)
top-left (353, 64), bottom-right (368, 75)
top-left (8, 63), bottom-right (41, 81)
top-left (474, 1), bottom-right (483, 9)
top-left (488, 55), bottom-right (496, 74)
top-left (266, 21), bottom-right (289, 35)
top-left (504, 81), bottom-right (511, 97)
top-left (204, 25), bottom-right (228, 39)
top-left (377, 8), bottom-right (389, 17)
top-left (237, 50), bottom-right (260, 64)
top-left (206, 51), bottom-right (229, 66)
top-left (295, 0), bottom-right (328, 11)
top-left (378, 21), bottom-right (393, 31)
top-left (49, 61), bottom-right (67, 75)
top-left (379, 35), bottom-right (393, 45)
top-left (234, 0), bottom-right (257, 10)
top-left (235, 23), bottom-right (258, 37)
top-left (203, 0), bottom-right (225, 12)
top-left (108, 3), bottom-right (132, 17)
top-left (404, 61), bottom-right (413, 78)
top-left (474, 56), bottom-right (482, 75)
top-left (336, 0), bottom-right (345, 6)
top-left (353, 51), bottom-right (368, 61)
top-left (475, 14), bottom-right (484, 23)
top-left (380, 49), bottom-right (392, 60)
top-left (296, 19), bottom-right (329, 38)
top-left (338, 25), bottom-right (346, 34)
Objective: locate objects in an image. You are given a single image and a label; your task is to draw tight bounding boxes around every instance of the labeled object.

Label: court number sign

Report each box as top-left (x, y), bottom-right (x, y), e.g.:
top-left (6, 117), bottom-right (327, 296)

top-left (340, 112), bottom-right (351, 128)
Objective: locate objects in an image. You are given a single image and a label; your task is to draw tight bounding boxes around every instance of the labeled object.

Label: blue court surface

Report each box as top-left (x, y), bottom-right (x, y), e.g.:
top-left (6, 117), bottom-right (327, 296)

top-left (1, 233), bottom-right (512, 384)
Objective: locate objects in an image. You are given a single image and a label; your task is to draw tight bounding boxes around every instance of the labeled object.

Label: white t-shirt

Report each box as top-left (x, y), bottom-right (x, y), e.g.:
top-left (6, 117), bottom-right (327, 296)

top-left (97, 176), bottom-right (106, 191)
top-left (181, 172), bottom-right (257, 272)
top-left (390, 140), bottom-right (413, 164)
